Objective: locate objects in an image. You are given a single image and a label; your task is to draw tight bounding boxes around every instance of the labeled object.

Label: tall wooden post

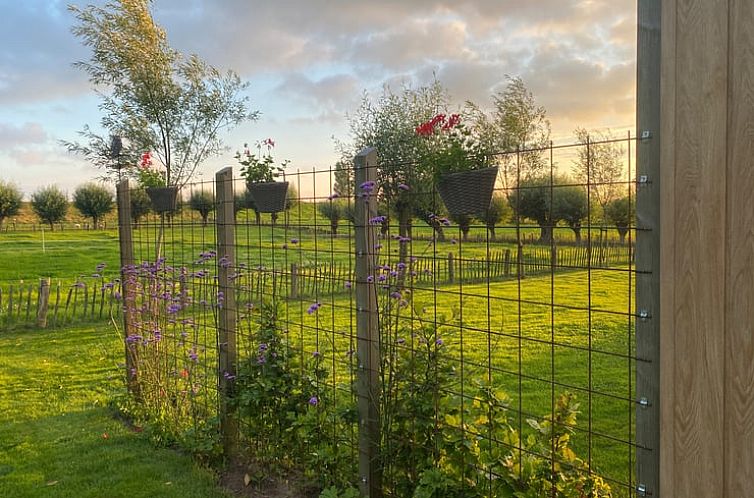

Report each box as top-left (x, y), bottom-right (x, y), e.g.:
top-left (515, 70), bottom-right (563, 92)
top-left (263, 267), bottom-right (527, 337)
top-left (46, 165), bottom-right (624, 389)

top-left (216, 167), bottom-right (238, 456)
top-left (353, 147), bottom-right (382, 498)
top-left (116, 180), bottom-right (138, 396)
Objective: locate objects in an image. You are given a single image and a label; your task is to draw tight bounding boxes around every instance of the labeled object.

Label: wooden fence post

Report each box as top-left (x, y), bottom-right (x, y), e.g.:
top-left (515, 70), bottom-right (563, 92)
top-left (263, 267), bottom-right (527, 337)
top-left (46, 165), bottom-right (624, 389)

top-left (116, 180), bottom-right (138, 397)
top-left (37, 278), bottom-right (50, 328)
top-left (447, 252), bottom-right (455, 283)
top-left (290, 263), bottom-right (299, 299)
top-left (216, 167), bottom-right (238, 457)
top-left (354, 147), bottom-right (382, 498)
top-left (504, 249), bottom-right (511, 276)
top-left (517, 244), bottom-right (526, 279)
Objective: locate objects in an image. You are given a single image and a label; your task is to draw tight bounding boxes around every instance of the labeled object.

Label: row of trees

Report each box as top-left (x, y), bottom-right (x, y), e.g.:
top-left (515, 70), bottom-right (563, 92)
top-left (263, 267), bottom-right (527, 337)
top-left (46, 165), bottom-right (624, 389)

top-left (317, 185), bottom-right (634, 244)
top-left (0, 180), bottom-right (232, 230)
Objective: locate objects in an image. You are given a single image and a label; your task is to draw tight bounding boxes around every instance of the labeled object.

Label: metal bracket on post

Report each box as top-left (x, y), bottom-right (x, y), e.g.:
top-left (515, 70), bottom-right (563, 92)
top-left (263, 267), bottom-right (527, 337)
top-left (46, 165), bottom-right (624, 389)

top-left (353, 147), bottom-right (382, 498)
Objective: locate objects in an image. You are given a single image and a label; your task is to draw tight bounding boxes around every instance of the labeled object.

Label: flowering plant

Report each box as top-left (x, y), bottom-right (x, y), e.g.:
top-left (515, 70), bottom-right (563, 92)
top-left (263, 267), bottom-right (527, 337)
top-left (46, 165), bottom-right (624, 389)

top-left (236, 138), bottom-right (290, 183)
top-left (134, 151), bottom-right (167, 188)
top-left (415, 113), bottom-right (492, 180)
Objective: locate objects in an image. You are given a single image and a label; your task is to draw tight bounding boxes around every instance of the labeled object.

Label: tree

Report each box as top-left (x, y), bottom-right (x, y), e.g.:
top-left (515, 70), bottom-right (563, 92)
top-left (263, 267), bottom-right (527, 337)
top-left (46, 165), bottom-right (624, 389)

top-left (73, 183), bottom-right (114, 228)
top-left (510, 175), bottom-right (585, 244)
top-left (344, 80), bottom-right (450, 264)
top-left (317, 200), bottom-right (343, 235)
top-left (31, 186), bottom-right (68, 230)
top-left (64, 0), bottom-right (257, 186)
top-left (130, 188), bottom-right (152, 226)
top-left (188, 190), bottom-right (215, 226)
top-left (572, 128), bottom-right (625, 224)
top-left (553, 182), bottom-right (588, 242)
top-left (479, 194), bottom-right (511, 241)
top-left (0, 180), bottom-right (23, 229)
top-left (448, 213), bottom-right (473, 241)
top-left (492, 77), bottom-right (551, 192)
top-left (604, 196), bottom-right (635, 243)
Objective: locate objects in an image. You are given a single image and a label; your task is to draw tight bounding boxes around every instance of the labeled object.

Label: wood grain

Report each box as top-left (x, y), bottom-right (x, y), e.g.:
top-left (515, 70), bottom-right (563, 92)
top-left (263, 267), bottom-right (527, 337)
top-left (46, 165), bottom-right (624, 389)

top-left (725, 0), bottom-right (754, 494)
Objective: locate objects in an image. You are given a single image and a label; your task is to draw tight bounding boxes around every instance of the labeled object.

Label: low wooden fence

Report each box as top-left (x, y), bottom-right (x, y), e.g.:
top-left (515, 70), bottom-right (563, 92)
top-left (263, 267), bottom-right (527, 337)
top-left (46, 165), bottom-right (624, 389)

top-left (0, 279), bottom-right (122, 328)
top-left (244, 243), bottom-right (631, 300)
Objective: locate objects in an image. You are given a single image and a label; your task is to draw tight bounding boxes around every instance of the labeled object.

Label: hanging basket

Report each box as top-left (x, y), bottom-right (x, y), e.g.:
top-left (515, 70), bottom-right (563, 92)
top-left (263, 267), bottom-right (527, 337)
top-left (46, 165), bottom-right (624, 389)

top-left (247, 181), bottom-right (289, 213)
top-left (437, 166), bottom-right (498, 216)
top-left (146, 186), bottom-right (179, 214)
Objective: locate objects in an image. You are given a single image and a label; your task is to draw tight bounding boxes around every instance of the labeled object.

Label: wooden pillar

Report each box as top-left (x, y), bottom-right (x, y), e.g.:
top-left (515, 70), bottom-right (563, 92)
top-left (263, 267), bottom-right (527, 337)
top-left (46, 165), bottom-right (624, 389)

top-left (657, 0), bottom-right (754, 496)
top-left (116, 180), bottom-right (138, 397)
top-left (36, 278), bottom-right (50, 328)
top-left (353, 147), bottom-right (382, 498)
top-left (216, 166), bottom-right (238, 457)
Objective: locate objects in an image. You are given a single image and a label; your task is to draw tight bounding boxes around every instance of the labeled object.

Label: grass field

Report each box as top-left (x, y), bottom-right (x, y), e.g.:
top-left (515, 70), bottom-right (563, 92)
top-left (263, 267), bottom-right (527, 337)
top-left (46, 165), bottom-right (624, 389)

top-left (0, 321), bottom-right (230, 498)
top-left (0, 211), bottom-right (638, 496)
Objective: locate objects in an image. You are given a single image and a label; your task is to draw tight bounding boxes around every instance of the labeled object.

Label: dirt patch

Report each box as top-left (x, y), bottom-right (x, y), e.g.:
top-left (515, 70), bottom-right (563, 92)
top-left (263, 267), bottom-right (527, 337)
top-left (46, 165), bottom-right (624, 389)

top-left (220, 459), bottom-right (320, 498)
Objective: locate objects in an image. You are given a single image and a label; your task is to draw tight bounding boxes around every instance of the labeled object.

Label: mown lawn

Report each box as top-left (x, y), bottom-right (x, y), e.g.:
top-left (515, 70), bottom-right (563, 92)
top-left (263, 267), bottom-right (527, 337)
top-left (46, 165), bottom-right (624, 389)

top-left (0, 321), bottom-right (230, 498)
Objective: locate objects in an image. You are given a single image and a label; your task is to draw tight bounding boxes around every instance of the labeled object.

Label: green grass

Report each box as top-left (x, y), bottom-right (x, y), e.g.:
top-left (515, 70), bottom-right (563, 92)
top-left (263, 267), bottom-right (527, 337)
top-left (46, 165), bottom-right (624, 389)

top-left (0, 322), bottom-right (230, 498)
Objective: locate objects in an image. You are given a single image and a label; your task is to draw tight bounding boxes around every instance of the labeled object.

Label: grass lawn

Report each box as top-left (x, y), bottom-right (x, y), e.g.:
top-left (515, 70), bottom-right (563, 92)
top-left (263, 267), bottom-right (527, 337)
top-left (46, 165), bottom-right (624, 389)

top-left (0, 321), bottom-right (230, 498)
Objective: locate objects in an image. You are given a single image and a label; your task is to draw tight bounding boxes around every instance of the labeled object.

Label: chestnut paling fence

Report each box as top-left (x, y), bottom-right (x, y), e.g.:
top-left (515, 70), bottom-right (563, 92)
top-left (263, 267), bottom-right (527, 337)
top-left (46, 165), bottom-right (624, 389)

top-left (116, 137), bottom-right (655, 497)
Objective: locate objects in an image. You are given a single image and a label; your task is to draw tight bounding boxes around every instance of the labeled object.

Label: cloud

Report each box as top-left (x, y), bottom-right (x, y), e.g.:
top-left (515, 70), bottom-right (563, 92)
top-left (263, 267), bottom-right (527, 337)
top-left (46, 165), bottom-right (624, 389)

top-left (274, 73), bottom-right (361, 114)
top-left (0, 122), bottom-right (49, 149)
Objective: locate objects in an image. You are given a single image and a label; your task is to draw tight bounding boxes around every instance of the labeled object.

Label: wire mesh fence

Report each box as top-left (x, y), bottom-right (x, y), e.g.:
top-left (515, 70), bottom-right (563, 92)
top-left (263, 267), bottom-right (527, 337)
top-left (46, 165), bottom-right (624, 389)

top-left (117, 135), bottom-right (650, 497)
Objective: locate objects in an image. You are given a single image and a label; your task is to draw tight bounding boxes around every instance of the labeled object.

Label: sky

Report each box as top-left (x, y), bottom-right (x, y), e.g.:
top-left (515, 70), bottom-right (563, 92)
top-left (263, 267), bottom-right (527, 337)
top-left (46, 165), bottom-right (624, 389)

top-left (0, 0), bottom-right (637, 197)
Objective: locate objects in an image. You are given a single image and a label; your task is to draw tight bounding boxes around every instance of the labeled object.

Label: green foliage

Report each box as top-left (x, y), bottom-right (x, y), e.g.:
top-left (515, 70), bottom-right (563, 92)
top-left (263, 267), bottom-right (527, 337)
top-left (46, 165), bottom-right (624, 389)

top-left (416, 113), bottom-right (493, 181)
top-left (317, 200), bottom-right (344, 235)
top-left (188, 190), bottom-right (215, 225)
top-left (492, 77), bottom-right (551, 189)
top-left (236, 140), bottom-right (288, 183)
top-left (130, 188), bottom-right (152, 224)
top-left (65, 0), bottom-right (256, 186)
top-left (510, 175), bottom-right (587, 244)
top-left (73, 183), bottom-right (114, 228)
top-left (0, 180), bottom-right (23, 228)
top-left (572, 128), bottom-right (625, 214)
top-left (30, 185), bottom-right (68, 230)
top-left (480, 193), bottom-right (511, 240)
top-left (604, 196), bottom-right (634, 243)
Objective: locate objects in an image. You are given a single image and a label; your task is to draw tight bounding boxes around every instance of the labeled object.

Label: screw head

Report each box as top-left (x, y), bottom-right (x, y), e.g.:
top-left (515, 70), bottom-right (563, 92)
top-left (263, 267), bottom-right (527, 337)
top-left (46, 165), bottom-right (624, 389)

top-left (639, 397), bottom-right (650, 409)
top-left (637, 483), bottom-right (648, 496)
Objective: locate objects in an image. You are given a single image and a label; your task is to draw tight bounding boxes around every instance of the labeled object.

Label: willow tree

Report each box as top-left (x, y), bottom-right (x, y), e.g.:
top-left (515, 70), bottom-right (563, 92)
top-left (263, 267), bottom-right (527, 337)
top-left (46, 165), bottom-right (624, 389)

top-left (64, 0), bottom-right (257, 186)
top-left (344, 80), bottom-right (450, 263)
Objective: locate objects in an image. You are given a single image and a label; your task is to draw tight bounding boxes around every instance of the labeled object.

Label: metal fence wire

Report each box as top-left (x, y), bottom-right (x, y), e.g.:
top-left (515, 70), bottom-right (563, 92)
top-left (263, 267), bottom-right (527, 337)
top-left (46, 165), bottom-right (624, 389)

top-left (117, 135), bottom-right (652, 498)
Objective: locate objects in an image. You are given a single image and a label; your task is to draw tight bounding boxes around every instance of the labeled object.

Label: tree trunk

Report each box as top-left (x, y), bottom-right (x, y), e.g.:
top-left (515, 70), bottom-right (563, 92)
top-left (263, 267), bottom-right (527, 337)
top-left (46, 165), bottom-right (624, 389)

top-left (539, 224), bottom-right (553, 244)
top-left (331, 220), bottom-right (338, 236)
top-left (254, 210), bottom-right (261, 225)
top-left (487, 225), bottom-right (496, 241)
top-left (617, 226), bottom-right (628, 244)
top-left (572, 225), bottom-right (582, 243)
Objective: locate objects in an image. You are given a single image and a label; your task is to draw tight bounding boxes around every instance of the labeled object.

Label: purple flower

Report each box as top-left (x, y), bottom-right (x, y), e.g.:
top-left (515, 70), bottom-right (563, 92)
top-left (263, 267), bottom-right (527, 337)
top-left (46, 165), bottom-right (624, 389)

top-left (366, 275), bottom-right (374, 283)
top-left (257, 355), bottom-right (266, 365)
top-left (378, 275), bottom-right (387, 283)
top-left (450, 239), bottom-right (457, 245)
top-left (397, 338), bottom-right (406, 344)
top-left (439, 217), bottom-right (451, 226)
top-left (113, 291), bottom-right (122, 301)
top-left (312, 351), bottom-right (320, 358)
top-left (398, 183), bottom-right (410, 191)
top-left (327, 193), bottom-right (340, 200)
top-left (223, 371), bottom-right (236, 380)
top-left (344, 280), bottom-right (352, 289)
top-left (290, 238), bottom-right (299, 244)
top-left (96, 262), bottom-right (106, 272)
top-left (308, 396), bottom-right (319, 406)
top-left (307, 302), bottom-right (321, 315)
top-left (369, 215), bottom-right (387, 225)
top-left (258, 343), bottom-right (268, 352)
top-left (189, 350), bottom-right (199, 362)
top-left (219, 256), bottom-right (231, 269)
top-left (397, 262), bottom-right (406, 271)
top-left (389, 270), bottom-right (398, 278)
top-left (390, 291), bottom-right (402, 300)
top-left (436, 338), bottom-right (444, 346)
top-left (167, 303), bottom-right (182, 314)
top-left (359, 181), bottom-right (376, 192)
top-left (374, 244), bottom-right (383, 250)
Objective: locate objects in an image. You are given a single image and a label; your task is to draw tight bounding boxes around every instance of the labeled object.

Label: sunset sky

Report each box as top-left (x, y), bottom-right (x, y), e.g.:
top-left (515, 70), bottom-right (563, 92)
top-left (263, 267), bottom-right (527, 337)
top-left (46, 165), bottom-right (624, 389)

top-left (0, 0), bottom-right (637, 196)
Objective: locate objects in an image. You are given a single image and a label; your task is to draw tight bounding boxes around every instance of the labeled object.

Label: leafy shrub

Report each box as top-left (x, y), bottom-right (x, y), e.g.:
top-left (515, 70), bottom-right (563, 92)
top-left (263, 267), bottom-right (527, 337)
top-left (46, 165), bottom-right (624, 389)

top-left (31, 185), bottom-right (68, 230)
top-left (0, 180), bottom-right (23, 229)
top-left (73, 182), bottom-right (114, 228)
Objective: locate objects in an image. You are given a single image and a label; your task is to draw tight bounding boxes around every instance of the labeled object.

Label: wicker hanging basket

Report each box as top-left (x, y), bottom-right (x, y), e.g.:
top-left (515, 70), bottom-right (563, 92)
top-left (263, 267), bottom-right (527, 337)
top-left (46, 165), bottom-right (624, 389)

top-left (146, 186), bottom-right (179, 213)
top-left (437, 166), bottom-right (498, 216)
top-left (247, 181), bottom-right (289, 213)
